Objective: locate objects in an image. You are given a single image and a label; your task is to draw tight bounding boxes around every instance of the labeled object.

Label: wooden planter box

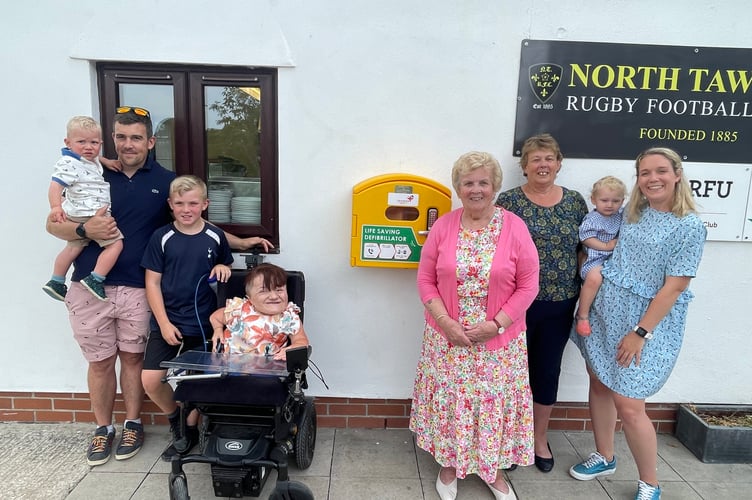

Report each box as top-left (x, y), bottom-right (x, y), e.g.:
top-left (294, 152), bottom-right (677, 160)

top-left (675, 404), bottom-right (752, 463)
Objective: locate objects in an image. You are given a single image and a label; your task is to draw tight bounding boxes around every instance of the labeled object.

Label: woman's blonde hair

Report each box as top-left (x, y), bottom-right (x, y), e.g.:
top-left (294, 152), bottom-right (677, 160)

top-left (451, 151), bottom-right (503, 193)
top-left (591, 175), bottom-right (627, 199)
top-left (625, 147), bottom-right (697, 223)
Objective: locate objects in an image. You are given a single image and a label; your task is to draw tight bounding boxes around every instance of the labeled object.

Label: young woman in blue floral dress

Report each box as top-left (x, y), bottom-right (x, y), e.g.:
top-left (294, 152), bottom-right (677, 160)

top-left (569, 148), bottom-right (706, 500)
top-left (496, 134), bottom-right (588, 472)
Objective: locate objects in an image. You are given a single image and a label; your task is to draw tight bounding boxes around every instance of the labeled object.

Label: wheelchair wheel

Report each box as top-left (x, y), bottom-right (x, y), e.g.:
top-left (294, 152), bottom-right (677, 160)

top-left (294, 401), bottom-right (316, 469)
top-left (268, 480), bottom-right (314, 500)
top-left (169, 474), bottom-right (190, 500)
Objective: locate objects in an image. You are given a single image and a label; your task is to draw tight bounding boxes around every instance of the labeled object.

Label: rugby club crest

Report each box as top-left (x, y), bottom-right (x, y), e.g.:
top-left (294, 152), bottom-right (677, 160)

top-left (528, 63), bottom-right (563, 103)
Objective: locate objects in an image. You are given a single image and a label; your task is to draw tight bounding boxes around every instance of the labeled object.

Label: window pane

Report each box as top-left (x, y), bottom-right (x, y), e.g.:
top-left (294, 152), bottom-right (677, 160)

top-left (119, 84), bottom-right (175, 171)
top-left (204, 86), bottom-right (261, 225)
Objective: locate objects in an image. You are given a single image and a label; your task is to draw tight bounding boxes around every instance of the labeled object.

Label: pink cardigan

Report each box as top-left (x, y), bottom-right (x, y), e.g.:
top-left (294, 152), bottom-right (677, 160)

top-left (417, 207), bottom-right (540, 350)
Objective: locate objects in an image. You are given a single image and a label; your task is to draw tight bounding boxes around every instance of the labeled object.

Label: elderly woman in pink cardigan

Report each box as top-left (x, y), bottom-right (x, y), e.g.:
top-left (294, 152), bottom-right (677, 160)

top-left (410, 151), bottom-right (539, 500)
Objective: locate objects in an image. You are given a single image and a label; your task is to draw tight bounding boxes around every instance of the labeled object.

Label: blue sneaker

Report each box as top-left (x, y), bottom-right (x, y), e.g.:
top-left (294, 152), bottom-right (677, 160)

top-left (635, 480), bottom-right (661, 500)
top-left (569, 451), bottom-right (617, 480)
top-left (42, 280), bottom-right (67, 301)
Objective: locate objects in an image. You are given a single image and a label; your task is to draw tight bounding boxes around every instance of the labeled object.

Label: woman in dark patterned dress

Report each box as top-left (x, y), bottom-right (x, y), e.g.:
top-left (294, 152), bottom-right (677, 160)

top-left (496, 134), bottom-right (588, 473)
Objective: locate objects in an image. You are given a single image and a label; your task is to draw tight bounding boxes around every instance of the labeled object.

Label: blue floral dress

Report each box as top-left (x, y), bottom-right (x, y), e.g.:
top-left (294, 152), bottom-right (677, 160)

top-left (571, 208), bottom-right (706, 398)
top-left (410, 209), bottom-right (534, 482)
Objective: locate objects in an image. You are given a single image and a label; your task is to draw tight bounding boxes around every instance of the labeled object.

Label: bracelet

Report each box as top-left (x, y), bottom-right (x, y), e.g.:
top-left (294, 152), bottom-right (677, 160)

top-left (435, 314), bottom-right (448, 322)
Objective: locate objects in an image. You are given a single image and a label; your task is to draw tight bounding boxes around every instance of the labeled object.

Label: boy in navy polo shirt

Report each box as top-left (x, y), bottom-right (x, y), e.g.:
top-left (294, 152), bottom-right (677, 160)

top-left (141, 175), bottom-right (233, 459)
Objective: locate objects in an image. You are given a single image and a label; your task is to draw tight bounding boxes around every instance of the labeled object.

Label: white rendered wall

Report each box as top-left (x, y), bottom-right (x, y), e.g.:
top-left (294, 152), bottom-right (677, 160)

top-left (1, 1), bottom-right (750, 405)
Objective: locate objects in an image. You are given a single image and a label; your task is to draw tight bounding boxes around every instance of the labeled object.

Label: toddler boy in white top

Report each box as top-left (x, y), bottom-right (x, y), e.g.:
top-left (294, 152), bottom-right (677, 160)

top-left (42, 116), bottom-right (123, 302)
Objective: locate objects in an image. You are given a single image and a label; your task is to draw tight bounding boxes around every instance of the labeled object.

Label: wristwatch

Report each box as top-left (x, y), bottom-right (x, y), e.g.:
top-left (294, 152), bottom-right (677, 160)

top-left (75, 222), bottom-right (87, 238)
top-left (492, 318), bottom-right (506, 335)
top-left (633, 325), bottom-right (653, 340)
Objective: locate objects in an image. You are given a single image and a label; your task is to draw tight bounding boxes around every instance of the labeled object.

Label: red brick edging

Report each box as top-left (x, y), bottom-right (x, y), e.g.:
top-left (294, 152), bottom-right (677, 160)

top-left (0, 392), bottom-right (678, 433)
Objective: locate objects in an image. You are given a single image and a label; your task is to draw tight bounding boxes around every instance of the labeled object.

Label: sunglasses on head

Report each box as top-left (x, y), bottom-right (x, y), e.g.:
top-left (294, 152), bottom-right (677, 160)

top-left (116, 106), bottom-right (151, 118)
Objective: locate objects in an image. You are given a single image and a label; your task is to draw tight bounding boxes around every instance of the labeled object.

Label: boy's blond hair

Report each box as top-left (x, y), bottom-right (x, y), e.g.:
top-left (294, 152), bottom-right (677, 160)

top-left (66, 116), bottom-right (101, 136)
top-left (169, 175), bottom-right (207, 199)
top-left (591, 175), bottom-right (627, 199)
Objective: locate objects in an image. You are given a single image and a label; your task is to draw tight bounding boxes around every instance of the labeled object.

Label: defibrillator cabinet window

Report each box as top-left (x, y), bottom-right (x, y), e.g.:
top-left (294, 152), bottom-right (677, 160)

top-left (97, 63), bottom-right (279, 246)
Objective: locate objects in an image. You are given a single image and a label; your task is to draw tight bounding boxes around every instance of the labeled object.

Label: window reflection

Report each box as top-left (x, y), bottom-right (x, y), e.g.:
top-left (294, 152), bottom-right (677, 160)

top-left (100, 64), bottom-right (279, 243)
top-left (119, 83), bottom-right (175, 171)
top-left (205, 86), bottom-right (262, 225)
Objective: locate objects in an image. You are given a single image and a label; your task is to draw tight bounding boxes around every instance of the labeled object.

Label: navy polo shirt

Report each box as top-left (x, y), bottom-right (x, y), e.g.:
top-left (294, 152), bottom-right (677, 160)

top-left (72, 157), bottom-right (176, 287)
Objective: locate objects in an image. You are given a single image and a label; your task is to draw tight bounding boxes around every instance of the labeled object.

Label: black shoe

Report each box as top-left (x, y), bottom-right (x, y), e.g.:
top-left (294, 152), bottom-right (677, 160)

top-left (534, 442), bottom-right (554, 473)
top-left (161, 426), bottom-right (198, 461)
top-left (503, 464), bottom-right (518, 471)
top-left (87, 426), bottom-right (115, 466)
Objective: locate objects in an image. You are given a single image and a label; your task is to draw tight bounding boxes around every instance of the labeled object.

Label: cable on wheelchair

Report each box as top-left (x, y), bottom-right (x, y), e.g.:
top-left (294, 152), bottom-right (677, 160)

top-left (306, 359), bottom-right (329, 390)
top-left (194, 272), bottom-right (212, 352)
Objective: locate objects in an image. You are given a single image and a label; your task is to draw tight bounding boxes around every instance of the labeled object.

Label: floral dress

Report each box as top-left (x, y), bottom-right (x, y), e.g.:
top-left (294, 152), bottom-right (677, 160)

top-left (222, 297), bottom-right (302, 355)
top-left (571, 208), bottom-right (706, 398)
top-left (410, 209), bottom-right (534, 482)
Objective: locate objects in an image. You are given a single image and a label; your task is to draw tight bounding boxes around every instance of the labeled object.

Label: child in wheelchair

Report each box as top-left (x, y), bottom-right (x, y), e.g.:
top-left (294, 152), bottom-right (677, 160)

top-left (210, 263), bottom-right (309, 360)
top-left (163, 261), bottom-right (317, 499)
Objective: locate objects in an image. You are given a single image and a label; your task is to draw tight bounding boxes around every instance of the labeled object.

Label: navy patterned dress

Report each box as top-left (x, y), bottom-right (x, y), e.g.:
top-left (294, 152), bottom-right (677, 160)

top-left (571, 207), bottom-right (706, 398)
top-left (496, 187), bottom-right (588, 302)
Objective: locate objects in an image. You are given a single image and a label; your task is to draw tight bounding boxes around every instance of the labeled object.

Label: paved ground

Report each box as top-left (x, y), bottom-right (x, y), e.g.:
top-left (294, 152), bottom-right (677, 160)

top-left (1, 423), bottom-right (750, 499)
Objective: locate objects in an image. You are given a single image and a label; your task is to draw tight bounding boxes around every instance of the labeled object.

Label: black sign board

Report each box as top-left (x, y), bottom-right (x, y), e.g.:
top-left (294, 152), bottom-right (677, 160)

top-left (514, 40), bottom-right (752, 163)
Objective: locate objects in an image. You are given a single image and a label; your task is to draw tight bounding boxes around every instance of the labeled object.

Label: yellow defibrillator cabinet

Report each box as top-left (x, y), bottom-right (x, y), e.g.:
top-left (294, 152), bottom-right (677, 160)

top-left (351, 174), bottom-right (452, 268)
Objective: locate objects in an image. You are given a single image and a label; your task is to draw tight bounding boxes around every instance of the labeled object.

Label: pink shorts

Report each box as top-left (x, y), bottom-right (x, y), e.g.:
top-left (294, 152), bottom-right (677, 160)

top-left (66, 283), bottom-right (151, 362)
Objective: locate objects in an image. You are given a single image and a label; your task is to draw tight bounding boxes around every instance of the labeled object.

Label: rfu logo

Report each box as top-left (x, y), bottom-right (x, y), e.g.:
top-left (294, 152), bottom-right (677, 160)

top-left (225, 441), bottom-right (243, 451)
top-left (529, 64), bottom-right (563, 104)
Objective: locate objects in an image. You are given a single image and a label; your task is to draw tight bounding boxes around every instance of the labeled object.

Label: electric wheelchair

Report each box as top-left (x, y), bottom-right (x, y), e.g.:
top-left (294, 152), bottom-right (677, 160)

top-left (161, 265), bottom-right (316, 500)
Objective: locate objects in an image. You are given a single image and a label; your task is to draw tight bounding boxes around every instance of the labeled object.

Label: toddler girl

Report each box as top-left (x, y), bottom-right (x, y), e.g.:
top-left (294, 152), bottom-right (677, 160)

top-left (575, 176), bottom-right (627, 336)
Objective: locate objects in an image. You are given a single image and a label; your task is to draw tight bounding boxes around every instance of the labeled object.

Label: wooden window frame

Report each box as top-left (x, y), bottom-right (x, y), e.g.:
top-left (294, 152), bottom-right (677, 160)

top-left (97, 63), bottom-right (279, 246)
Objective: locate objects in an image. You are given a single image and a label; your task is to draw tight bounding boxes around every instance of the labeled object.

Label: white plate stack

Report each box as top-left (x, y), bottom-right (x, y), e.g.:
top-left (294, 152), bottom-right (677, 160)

top-left (208, 188), bottom-right (232, 223)
top-left (231, 196), bottom-right (261, 224)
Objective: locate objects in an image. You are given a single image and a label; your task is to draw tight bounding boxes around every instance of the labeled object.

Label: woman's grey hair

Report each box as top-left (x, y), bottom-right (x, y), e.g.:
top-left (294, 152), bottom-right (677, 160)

top-left (451, 151), bottom-right (503, 193)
